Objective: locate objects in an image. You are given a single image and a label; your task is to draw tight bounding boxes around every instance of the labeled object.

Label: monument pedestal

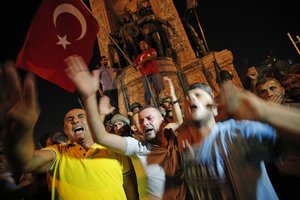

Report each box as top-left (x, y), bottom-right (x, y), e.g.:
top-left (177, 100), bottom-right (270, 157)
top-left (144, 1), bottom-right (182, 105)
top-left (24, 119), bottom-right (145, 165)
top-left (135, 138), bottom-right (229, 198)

top-left (116, 49), bottom-right (242, 114)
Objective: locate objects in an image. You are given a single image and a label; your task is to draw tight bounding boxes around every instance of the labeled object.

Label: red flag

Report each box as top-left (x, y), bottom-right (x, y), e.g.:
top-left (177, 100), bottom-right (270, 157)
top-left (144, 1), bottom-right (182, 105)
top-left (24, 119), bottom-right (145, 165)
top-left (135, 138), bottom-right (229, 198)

top-left (17, 0), bottom-right (99, 92)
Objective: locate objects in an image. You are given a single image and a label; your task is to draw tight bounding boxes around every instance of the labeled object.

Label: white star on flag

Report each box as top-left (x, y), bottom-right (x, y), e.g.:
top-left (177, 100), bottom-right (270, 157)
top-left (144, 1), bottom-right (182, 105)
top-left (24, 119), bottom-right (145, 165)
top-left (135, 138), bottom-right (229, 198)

top-left (56, 34), bottom-right (71, 49)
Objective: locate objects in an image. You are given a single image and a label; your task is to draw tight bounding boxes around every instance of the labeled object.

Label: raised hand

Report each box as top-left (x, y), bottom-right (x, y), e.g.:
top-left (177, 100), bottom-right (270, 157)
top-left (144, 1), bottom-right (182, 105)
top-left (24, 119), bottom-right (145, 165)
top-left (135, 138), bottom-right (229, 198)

top-left (268, 93), bottom-right (283, 104)
top-left (163, 76), bottom-right (175, 97)
top-left (247, 66), bottom-right (258, 81)
top-left (65, 55), bottom-right (100, 98)
top-left (1, 61), bottom-right (40, 135)
top-left (0, 61), bottom-right (21, 126)
top-left (220, 82), bottom-right (263, 121)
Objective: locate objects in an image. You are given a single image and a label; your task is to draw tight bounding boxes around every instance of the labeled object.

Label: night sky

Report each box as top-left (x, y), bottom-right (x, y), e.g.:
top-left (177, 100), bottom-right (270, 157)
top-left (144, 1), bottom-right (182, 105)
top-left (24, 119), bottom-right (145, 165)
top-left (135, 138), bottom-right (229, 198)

top-left (0, 0), bottom-right (299, 144)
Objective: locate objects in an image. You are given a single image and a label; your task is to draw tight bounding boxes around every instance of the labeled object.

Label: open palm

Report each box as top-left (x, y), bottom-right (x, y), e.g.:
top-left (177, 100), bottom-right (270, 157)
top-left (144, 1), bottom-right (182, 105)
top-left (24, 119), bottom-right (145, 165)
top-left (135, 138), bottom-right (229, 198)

top-left (65, 55), bottom-right (100, 98)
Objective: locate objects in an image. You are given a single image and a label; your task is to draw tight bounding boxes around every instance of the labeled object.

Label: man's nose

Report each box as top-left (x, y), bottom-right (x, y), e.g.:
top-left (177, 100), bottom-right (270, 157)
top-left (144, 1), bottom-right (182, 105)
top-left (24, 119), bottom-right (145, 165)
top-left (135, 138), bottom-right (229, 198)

top-left (116, 124), bottom-right (122, 130)
top-left (72, 117), bottom-right (79, 124)
top-left (114, 126), bottom-right (119, 132)
top-left (187, 95), bottom-right (196, 104)
top-left (142, 119), bottom-right (149, 126)
top-left (267, 89), bottom-right (274, 97)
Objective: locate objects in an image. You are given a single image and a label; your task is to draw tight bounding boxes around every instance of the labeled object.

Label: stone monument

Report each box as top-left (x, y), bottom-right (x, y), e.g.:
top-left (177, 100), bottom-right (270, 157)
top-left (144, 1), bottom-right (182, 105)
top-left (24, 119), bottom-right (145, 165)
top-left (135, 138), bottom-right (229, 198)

top-left (89, 0), bottom-right (243, 114)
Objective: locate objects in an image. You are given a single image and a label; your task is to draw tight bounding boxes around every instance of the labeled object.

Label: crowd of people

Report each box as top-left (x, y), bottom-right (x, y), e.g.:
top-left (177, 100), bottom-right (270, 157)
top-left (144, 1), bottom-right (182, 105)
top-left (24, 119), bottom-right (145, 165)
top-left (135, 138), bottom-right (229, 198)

top-left (1, 44), bottom-right (300, 200)
top-left (1, 1), bottom-right (300, 199)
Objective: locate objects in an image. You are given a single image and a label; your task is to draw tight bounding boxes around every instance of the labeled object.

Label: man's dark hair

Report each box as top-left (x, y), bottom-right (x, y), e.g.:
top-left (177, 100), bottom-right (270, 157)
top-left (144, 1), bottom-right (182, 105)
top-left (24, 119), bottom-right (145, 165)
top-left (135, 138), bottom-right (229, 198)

top-left (256, 77), bottom-right (280, 88)
top-left (189, 82), bottom-right (214, 98)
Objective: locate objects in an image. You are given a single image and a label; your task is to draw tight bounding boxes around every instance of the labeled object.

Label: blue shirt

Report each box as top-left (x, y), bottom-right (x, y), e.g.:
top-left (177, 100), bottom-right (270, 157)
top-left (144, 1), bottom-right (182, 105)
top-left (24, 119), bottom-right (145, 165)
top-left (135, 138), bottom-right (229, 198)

top-left (184, 119), bottom-right (278, 200)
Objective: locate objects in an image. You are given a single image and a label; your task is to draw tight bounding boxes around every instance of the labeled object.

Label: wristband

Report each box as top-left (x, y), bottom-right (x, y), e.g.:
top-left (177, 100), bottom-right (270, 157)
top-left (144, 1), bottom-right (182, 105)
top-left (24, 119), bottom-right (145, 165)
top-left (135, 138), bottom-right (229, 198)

top-left (172, 99), bottom-right (179, 104)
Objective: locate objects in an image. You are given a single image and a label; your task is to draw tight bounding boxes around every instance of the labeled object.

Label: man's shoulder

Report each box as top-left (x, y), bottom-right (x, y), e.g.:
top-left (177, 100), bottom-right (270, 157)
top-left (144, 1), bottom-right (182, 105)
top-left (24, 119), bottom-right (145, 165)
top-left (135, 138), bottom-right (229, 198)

top-left (125, 136), bottom-right (147, 147)
top-left (218, 119), bottom-right (276, 138)
top-left (218, 119), bottom-right (265, 129)
top-left (124, 136), bottom-right (150, 155)
top-left (149, 48), bottom-right (157, 53)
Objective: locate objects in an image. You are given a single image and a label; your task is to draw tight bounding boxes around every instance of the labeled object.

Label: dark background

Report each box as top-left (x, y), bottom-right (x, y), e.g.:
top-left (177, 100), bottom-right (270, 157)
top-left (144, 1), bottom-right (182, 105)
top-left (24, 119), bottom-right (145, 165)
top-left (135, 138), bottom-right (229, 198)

top-left (0, 0), bottom-right (299, 144)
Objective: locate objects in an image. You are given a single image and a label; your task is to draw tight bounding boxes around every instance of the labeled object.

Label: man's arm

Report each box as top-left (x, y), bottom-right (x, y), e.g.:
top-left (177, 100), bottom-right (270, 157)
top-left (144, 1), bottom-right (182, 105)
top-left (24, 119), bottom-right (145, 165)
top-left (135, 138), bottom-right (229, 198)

top-left (221, 83), bottom-right (300, 144)
top-left (122, 156), bottom-right (139, 200)
top-left (137, 49), bottom-right (157, 67)
top-left (146, 48), bottom-right (157, 62)
top-left (92, 69), bottom-right (104, 96)
top-left (163, 77), bottom-right (183, 131)
top-left (1, 63), bottom-right (54, 173)
top-left (65, 55), bottom-right (128, 154)
top-left (246, 66), bottom-right (258, 94)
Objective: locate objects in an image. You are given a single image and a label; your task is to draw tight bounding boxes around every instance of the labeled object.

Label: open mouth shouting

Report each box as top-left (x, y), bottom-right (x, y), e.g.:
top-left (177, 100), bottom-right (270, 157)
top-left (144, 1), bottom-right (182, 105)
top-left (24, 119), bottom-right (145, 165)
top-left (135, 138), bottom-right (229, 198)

top-left (143, 126), bottom-right (155, 137)
top-left (189, 104), bottom-right (198, 113)
top-left (73, 126), bottom-right (84, 136)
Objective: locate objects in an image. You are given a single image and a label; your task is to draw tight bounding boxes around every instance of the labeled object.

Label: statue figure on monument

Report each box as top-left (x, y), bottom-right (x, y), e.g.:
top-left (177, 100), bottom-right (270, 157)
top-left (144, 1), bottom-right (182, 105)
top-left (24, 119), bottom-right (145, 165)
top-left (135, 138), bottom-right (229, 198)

top-left (136, 0), bottom-right (174, 58)
top-left (181, 17), bottom-right (208, 57)
top-left (118, 11), bottom-right (141, 60)
top-left (107, 31), bottom-right (127, 68)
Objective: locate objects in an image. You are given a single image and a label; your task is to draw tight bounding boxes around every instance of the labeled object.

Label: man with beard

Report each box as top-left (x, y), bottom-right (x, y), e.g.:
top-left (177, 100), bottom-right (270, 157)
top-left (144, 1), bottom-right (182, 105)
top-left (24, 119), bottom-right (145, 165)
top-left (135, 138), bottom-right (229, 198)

top-left (179, 82), bottom-right (300, 200)
top-left (65, 55), bottom-right (185, 200)
top-left (280, 74), bottom-right (300, 103)
top-left (110, 114), bottom-right (132, 137)
top-left (1, 62), bottom-right (137, 200)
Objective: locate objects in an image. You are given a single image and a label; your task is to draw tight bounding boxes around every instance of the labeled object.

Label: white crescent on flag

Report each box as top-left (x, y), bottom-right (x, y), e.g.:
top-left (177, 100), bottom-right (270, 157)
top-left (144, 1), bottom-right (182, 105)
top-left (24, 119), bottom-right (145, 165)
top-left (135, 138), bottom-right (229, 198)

top-left (53, 3), bottom-right (87, 49)
top-left (53, 3), bottom-right (87, 40)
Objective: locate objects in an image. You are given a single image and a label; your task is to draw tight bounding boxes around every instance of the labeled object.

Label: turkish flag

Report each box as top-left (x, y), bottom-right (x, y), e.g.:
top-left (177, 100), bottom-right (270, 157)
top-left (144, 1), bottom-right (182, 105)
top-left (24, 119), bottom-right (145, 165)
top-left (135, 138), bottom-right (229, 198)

top-left (16, 0), bottom-right (99, 92)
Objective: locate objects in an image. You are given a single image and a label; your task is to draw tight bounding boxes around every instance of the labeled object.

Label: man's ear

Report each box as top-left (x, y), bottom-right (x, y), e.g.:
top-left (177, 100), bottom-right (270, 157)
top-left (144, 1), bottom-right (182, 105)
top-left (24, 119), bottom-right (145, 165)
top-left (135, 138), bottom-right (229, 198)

top-left (212, 104), bottom-right (218, 117)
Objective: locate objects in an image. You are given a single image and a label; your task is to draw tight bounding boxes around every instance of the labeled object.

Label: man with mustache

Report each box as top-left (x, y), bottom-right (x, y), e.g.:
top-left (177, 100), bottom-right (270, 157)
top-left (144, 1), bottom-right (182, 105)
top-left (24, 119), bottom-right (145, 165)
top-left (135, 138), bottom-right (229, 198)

top-left (65, 55), bottom-right (185, 200)
top-left (1, 63), bottom-right (137, 200)
top-left (280, 73), bottom-right (300, 102)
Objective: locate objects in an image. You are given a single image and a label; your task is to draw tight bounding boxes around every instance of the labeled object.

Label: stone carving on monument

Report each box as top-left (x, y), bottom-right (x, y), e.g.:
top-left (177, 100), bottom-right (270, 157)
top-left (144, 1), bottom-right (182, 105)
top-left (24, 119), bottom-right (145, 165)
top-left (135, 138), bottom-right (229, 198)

top-left (89, 0), bottom-right (243, 114)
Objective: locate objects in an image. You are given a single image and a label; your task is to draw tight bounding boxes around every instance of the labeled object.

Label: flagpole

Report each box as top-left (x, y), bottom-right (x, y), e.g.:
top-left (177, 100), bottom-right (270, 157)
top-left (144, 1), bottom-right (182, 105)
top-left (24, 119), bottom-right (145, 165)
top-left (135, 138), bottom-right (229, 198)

top-left (116, 60), bottom-right (130, 112)
top-left (77, 98), bottom-right (84, 108)
top-left (144, 73), bottom-right (158, 108)
top-left (193, 8), bottom-right (210, 53)
top-left (212, 51), bottom-right (223, 86)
